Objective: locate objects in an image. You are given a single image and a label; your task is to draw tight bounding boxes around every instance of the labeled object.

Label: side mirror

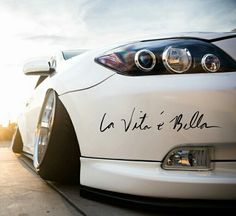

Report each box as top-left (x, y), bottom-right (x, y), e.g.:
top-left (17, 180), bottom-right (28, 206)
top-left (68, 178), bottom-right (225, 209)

top-left (23, 58), bottom-right (55, 76)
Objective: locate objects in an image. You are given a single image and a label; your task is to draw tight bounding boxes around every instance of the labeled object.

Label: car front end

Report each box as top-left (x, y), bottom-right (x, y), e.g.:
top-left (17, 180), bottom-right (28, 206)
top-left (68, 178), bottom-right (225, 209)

top-left (57, 32), bottom-right (236, 200)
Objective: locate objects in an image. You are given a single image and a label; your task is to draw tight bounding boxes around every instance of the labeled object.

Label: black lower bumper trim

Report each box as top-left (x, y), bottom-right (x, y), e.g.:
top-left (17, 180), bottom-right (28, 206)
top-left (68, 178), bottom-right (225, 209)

top-left (80, 185), bottom-right (236, 210)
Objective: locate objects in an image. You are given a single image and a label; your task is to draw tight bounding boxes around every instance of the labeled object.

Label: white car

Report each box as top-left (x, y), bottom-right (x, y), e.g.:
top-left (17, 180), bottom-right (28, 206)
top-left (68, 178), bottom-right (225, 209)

top-left (12, 32), bottom-right (236, 201)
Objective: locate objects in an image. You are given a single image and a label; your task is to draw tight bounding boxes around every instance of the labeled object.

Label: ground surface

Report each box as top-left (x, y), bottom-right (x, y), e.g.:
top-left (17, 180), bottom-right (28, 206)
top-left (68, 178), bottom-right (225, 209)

top-left (0, 141), bottom-right (82, 216)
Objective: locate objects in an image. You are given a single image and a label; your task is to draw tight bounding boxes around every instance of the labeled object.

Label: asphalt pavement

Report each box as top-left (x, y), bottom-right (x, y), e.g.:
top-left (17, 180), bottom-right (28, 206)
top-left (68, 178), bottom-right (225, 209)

top-left (0, 141), bottom-right (83, 216)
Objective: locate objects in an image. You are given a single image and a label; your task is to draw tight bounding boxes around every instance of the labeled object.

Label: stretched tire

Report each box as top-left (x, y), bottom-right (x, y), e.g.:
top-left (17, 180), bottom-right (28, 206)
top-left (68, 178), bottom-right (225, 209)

top-left (11, 128), bottom-right (23, 153)
top-left (33, 90), bottom-right (80, 183)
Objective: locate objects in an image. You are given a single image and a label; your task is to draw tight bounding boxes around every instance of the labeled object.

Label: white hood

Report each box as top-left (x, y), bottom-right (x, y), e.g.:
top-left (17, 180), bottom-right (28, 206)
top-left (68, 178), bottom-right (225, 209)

top-left (138, 32), bottom-right (236, 41)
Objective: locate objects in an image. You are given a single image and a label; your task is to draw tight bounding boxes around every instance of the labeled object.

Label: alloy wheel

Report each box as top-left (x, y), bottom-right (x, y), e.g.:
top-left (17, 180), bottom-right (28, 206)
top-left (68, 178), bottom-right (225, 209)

top-left (34, 91), bottom-right (56, 168)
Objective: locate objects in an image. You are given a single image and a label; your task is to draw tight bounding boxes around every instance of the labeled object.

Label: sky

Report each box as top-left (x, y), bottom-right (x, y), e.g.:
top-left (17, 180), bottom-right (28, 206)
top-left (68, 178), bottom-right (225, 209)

top-left (0, 0), bottom-right (235, 126)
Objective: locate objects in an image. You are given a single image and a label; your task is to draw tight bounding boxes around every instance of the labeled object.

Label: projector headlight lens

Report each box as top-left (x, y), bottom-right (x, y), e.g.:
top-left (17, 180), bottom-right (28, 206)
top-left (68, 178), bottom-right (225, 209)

top-left (134, 49), bottom-right (156, 72)
top-left (162, 47), bottom-right (192, 73)
top-left (201, 54), bottom-right (220, 72)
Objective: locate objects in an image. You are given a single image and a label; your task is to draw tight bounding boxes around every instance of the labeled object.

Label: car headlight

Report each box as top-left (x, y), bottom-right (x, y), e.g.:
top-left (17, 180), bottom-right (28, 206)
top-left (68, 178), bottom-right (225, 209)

top-left (95, 38), bottom-right (236, 75)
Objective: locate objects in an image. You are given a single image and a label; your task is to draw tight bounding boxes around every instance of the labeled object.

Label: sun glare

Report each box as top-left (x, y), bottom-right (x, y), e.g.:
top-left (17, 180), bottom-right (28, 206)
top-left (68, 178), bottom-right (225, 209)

top-left (0, 0), bottom-right (235, 128)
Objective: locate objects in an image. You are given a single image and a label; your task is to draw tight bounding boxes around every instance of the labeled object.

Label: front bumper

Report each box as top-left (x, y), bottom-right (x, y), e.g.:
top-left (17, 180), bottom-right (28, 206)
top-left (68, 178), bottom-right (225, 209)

top-left (81, 158), bottom-right (236, 200)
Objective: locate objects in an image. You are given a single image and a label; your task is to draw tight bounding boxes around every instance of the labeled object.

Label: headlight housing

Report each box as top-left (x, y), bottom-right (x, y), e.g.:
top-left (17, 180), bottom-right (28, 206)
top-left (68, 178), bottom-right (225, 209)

top-left (95, 38), bottom-right (236, 75)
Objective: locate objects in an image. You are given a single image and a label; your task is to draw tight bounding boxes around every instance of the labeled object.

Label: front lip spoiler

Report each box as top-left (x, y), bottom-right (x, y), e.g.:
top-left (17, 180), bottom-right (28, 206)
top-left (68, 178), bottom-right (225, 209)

top-left (80, 185), bottom-right (236, 210)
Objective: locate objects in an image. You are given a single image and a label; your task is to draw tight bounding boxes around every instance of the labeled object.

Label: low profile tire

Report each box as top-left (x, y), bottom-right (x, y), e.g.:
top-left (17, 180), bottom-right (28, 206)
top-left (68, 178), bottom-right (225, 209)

top-left (11, 128), bottom-right (23, 153)
top-left (33, 90), bottom-right (80, 183)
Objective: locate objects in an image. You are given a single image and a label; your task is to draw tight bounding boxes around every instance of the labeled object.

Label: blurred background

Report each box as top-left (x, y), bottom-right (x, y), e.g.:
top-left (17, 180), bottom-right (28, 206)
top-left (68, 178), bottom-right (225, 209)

top-left (0, 0), bottom-right (235, 140)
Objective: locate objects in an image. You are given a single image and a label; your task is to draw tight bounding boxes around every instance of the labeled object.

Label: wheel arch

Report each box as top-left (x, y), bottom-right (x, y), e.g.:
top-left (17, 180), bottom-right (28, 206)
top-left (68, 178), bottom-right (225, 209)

top-left (34, 88), bottom-right (81, 182)
top-left (56, 92), bottom-right (84, 156)
top-left (46, 88), bottom-right (82, 156)
top-left (11, 127), bottom-right (23, 153)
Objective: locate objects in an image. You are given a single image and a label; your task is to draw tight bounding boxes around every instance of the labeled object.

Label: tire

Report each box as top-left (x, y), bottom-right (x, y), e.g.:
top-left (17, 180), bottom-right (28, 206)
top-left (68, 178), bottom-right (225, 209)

top-left (33, 90), bottom-right (80, 183)
top-left (11, 128), bottom-right (23, 153)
